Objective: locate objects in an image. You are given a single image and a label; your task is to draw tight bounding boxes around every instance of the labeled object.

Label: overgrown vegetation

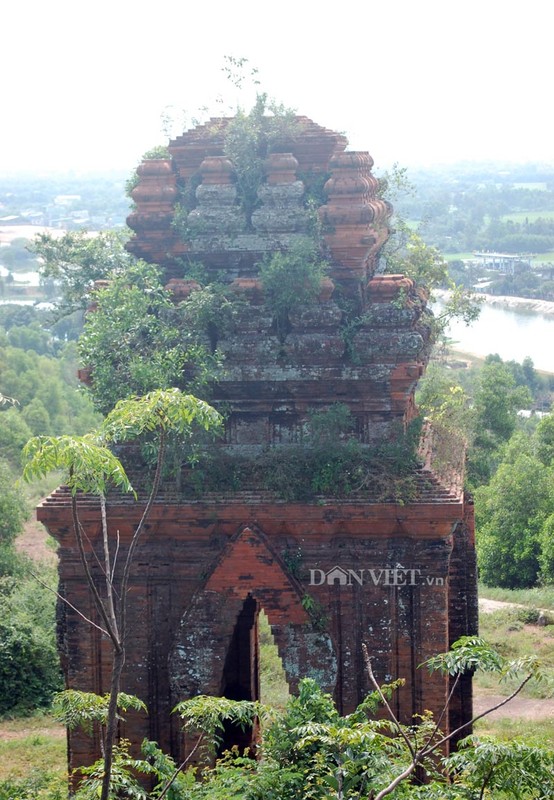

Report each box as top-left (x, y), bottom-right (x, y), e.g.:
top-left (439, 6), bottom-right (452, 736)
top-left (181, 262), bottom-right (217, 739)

top-left (221, 92), bottom-right (298, 227)
top-left (2, 636), bottom-right (551, 799)
top-left (77, 262), bottom-right (221, 415)
top-left (418, 349), bottom-right (554, 589)
top-left (181, 414), bottom-right (422, 502)
top-left (3, 66), bottom-right (554, 798)
top-left (260, 238), bottom-right (328, 339)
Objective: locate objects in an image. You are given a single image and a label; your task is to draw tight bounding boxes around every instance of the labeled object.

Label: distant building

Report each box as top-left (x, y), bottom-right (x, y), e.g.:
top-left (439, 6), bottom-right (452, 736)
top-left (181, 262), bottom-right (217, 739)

top-left (473, 251), bottom-right (531, 273)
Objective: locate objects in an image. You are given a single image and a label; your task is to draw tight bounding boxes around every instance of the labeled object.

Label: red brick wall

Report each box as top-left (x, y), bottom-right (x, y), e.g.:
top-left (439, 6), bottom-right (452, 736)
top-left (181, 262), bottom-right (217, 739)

top-left (40, 493), bottom-right (476, 768)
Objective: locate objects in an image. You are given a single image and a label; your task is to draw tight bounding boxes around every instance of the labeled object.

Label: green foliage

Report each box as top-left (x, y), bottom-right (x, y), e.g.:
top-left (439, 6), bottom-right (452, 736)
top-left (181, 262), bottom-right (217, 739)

top-left (77, 262), bottom-right (219, 414)
top-left (385, 228), bottom-right (448, 290)
top-left (7, 321), bottom-right (53, 354)
top-left (0, 563), bottom-right (61, 714)
top-left (467, 356), bottom-right (533, 488)
top-left (0, 339), bottom-right (100, 441)
top-left (0, 407), bottom-right (33, 468)
top-left (300, 594), bottom-right (328, 631)
top-left (21, 388), bottom-right (222, 800)
top-left (445, 735), bottom-right (554, 799)
top-left (173, 695), bottom-right (261, 756)
top-left (475, 356), bottom-right (532, 440)
top-left (52, 690), bottom-right (147, 736)
top-left (178, 282), bottom-right (245, 351)
top-left (22, 391), bottom-right (222, 497)
top-left (102, 388), bottom-right (222, 443)
top-left (538, 512), bottom-right (554, 584)
top-left (23, 433), bottom-right (134, 496)
top-left (183, 428), bottom-right (421, 503)
top-left (475, 448), bottom-right (551, 588)
top-left (425, 635), bottom-right (512, 676)
top-left (307, 403), bottom-right (355, 444)
top-left (163, 642), bottom-right (551, 800)
top-left (416, 363), bottom-right (471, 435)
top-left (536, 411), bottom-right (554, 466)
top-left (223, 92), bottom-right (298, 226)
top-left (8, 639), bottom-right (553, 800)
top-left (0, 771), bottom-right (66, 800)
top-left (140, 738), bottom-right (194, 800)
top-left (31, 230), bottom-right (132, 317)
top-left (260, 238), bottom-right (328, 338)
top-left (0, 459), bottom-right (28, 545)
top-left (76, 739), bottom-right (152, 800)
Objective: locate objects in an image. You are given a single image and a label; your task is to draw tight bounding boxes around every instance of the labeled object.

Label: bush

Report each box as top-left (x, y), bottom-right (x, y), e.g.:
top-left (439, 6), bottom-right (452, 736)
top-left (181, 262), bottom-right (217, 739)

top-left (0, 567), bottom-right (61, 715)
top-left (0, 772), bottom-right (65, 800)
top-left (0, 459), bottom-right (28, 546)
top-left (260, 239), bottom-right (328, 338)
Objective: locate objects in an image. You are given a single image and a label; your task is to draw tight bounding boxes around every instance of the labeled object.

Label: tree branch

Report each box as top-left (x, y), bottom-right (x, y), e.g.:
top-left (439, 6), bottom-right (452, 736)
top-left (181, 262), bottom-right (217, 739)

top-left (362, 643), bottom-right (416, 759)
top-left (29, 569), bottom-right (109, 637)
top-left (156, 732), bottom-right (205, 800)
top-left (71, 492), bottom-right (120, 650)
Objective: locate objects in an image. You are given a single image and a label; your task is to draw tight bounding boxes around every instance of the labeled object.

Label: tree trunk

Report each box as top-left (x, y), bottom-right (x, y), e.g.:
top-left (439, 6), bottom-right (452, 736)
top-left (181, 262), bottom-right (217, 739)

top-left (101, 646), bottom-right (125, 800)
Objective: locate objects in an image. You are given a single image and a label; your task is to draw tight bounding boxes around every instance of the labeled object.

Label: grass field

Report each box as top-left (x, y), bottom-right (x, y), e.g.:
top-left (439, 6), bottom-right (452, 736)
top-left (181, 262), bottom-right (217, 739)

top-left (475, 715), bottom-right (554, 747)
top-left (475, 607), bottom-right (554, 700)
top-left (443, 251), bottom-right (474, 262)
top-left (479, 584), bottom-right (554, 610)
top-left (0, 713), bottom-right (67, 784)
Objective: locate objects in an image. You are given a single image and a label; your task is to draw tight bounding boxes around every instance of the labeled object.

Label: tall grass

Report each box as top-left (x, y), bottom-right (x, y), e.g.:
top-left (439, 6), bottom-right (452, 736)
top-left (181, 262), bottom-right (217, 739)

top-left (476, 608), bottom-right (554, 699)
top-left (479, 583), bottom-right (554, 611)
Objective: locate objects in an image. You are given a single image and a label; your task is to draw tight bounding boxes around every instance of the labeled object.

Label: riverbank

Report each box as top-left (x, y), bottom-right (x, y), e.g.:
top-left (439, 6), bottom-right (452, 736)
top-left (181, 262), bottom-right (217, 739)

top-left (435, 288), bottom-right (554, 317)
top-left (434, 291), bottom-right (554, 372)
top-left (478, 293), bottom-right (554, 317)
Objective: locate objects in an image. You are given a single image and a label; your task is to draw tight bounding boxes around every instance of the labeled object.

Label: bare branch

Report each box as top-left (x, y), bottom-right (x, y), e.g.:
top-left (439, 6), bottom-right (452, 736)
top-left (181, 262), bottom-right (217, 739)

top-left (362, 643), bottom-right (416, 759)
top-left (100, 493), bottom-right (119, 642)
top-left (156, 733), bottom-right (206, 800)
top-left (425, 672), bottom-right (461, 750)
top-left (71, 492), bottom-right (121, 650)
top-left (426, 671), bottom-right (535, 756)
top-left (29, 570), bottom-right (109, 637)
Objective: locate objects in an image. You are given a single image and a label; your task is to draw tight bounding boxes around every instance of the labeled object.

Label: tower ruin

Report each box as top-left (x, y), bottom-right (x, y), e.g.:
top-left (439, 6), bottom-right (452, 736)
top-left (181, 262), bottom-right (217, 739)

top-left (38, 116), bottom-right (477, 769)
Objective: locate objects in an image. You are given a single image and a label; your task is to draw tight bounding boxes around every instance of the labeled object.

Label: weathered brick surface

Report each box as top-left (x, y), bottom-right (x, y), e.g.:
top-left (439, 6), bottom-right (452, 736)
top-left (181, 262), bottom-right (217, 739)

top-left (40, 493), bottom-right (475, 767)
top-left (41, 117), bottom-right (477, 771)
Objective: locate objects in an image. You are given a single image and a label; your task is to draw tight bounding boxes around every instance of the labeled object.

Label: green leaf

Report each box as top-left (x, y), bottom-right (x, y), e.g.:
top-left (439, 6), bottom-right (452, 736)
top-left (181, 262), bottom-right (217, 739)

top-left (22, 433), bottom-right (133, 496)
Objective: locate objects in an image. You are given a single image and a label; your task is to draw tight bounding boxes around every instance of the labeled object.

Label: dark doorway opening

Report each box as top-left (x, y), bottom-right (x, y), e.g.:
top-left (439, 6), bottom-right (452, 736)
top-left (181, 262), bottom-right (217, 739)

top-left (218, 596), bottom-right (290, 754)
top-left (219, 595), bottom-right (259, 754)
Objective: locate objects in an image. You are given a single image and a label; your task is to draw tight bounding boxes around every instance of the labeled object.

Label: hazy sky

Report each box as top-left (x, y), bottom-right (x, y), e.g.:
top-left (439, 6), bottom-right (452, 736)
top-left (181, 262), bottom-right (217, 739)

top-left (2, 0), bottom-right (551, 175)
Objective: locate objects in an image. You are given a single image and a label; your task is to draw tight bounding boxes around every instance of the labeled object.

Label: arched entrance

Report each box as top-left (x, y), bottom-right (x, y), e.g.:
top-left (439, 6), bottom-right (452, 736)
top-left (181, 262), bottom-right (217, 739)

top-left (169, 525), bottom-right (337, 757)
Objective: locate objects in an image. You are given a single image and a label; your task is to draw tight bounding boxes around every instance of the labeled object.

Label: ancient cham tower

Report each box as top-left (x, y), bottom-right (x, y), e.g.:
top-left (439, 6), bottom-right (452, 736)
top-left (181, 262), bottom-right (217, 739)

top-left (38, 116), bottom-right (477, 769)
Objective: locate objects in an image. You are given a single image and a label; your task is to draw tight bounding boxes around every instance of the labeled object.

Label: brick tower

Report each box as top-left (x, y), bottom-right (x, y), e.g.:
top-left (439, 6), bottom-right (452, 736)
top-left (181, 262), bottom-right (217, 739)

top-left (38, 117), bottom-right (477, 769)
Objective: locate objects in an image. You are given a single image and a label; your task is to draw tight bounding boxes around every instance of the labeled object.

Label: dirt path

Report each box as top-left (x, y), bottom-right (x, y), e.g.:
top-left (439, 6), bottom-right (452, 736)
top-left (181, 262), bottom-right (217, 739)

top-left (0, 721), bottom-right (65, 741)
top-left (473, 694), bottom-right (554, 721)
top-left (478, 598), bottom-right (518, 613)
top-left (16, 517), bottom-right (57, 565)
top-left (475, 597), bottom-right (554, 721)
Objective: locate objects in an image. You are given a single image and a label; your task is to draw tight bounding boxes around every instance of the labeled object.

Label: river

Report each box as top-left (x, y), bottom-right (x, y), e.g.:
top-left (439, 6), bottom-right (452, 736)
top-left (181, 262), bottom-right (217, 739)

top-left (438, 300), bottom-right (554, 373)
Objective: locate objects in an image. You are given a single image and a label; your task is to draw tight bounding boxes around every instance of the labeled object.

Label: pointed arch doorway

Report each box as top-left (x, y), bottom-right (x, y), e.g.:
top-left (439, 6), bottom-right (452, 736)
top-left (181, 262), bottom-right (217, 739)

top-left (169, 525), bottom-right (337, 757)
